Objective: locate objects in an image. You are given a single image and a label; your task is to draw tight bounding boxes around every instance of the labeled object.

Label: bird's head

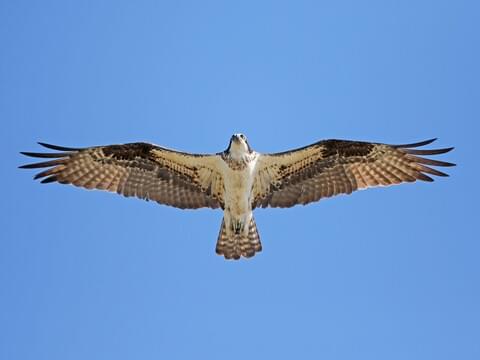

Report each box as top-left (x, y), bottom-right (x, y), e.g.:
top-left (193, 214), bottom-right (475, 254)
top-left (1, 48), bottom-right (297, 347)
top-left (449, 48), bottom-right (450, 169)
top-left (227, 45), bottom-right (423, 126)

top-left (227, 133), bottom-right (252, 158)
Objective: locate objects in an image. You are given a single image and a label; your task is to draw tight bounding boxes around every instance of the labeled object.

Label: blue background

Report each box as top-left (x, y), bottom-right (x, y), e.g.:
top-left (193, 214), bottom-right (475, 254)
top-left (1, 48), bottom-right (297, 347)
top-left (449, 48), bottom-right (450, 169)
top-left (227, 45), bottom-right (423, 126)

top-left (2, 1), bottom-right (478, 359)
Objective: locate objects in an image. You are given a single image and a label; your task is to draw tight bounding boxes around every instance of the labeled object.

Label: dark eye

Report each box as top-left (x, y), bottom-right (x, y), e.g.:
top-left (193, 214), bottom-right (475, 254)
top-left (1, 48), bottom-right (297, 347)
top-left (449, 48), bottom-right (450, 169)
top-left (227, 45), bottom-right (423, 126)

top-left (240, 134), bottom-right (245, 139)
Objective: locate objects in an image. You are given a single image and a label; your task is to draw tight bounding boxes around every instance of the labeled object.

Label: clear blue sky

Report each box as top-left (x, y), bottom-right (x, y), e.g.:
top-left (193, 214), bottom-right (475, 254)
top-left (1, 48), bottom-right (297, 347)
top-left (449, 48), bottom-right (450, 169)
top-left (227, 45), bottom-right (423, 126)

top-left (2, 1), bottom-right (478, 359)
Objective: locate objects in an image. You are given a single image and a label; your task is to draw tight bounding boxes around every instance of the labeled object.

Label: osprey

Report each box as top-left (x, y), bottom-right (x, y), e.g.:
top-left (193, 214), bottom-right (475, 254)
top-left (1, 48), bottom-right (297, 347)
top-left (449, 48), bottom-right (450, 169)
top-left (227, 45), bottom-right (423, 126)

top-left (20, 135), bottom-right (454, 260)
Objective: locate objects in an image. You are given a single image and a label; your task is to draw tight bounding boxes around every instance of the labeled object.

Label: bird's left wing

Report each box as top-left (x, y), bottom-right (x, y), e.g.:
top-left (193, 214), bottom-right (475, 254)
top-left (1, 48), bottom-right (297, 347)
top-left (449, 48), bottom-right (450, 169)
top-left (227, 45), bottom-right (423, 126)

top-left (20, 142), bottom-right (225, 209)
top-left (252, 138), bottom-right (455, 208)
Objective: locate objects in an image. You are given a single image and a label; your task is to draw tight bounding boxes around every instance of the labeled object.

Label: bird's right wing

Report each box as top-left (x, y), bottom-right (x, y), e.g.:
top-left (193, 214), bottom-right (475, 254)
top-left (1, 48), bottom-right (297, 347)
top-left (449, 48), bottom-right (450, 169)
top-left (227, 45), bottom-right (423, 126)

top-left (20, 142), bottom-right (225, 209)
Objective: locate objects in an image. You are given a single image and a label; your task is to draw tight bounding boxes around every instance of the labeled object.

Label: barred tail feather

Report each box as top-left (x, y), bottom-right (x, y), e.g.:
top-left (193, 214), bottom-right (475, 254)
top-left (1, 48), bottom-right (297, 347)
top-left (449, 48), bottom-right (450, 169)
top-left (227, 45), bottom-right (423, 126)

top-left (216, 217), bottom-right (262, 260)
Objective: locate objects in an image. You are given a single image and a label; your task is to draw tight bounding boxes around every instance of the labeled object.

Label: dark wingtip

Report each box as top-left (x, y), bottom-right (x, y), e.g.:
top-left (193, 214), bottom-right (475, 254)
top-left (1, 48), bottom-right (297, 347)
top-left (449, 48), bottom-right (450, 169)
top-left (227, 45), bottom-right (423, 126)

top-left (37, 142), bottom-right (81, 151)
top-left (20, 151), bottom-right (71, 159)
top-left (20, 151), bottom-right (44, 158)
top-left (416, 172), bottom-right (434, 182)
top-left (40, 176), bottom-right (58, 184)
top-left (18, 159), bottom-right (65, 169)
top-left (19, 163), bottom-right (37, 169)
top-left (405, 147), bottom-right (455, 155)
top-left (392, 138), bottom-right (437, 148)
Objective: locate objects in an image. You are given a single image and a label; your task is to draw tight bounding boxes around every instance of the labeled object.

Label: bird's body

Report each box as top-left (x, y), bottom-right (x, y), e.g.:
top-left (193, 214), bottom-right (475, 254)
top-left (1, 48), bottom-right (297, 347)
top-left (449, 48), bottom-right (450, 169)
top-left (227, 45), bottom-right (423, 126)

top-left (222, 159), bottom-right (255, 230)
top-left (20, 134), bottom-right (455, 260)
top-left (222, 137), bottom-right (257, 226)
top-left (217, 135), bottom-right (261, 258)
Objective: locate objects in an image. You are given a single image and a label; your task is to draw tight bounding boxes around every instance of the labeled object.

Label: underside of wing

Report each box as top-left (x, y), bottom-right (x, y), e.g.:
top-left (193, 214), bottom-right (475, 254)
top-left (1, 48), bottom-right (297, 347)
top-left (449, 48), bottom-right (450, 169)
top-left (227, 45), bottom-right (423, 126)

top-left (253, 138), bottom-right (455, 208)
top-left (20, 142), bottom-right (225, 209)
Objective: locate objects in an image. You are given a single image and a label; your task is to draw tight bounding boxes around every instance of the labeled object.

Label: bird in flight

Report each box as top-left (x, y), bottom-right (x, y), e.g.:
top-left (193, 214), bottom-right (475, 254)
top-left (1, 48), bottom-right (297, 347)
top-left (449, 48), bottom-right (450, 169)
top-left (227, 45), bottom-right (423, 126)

top-left (20, 134), bottom-right (454, 260)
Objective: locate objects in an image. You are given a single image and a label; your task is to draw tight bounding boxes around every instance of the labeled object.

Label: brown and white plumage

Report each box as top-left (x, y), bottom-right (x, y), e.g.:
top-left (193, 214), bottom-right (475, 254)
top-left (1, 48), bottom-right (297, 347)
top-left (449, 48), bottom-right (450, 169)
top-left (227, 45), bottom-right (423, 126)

top-left (252, 138), bottom-right (455, 208)
top-left (20, 142), bottom-right (225, 209)
top-left (20, 135), bottom-right (455, 260)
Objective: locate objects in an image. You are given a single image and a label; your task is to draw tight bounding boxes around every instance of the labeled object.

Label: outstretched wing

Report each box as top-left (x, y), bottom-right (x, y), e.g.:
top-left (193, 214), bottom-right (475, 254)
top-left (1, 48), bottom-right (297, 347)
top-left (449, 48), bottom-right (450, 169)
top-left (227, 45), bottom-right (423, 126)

top-left (20, 142), bottom-right (225, 209)
top-left (252, 138), bottom-right (455, 208)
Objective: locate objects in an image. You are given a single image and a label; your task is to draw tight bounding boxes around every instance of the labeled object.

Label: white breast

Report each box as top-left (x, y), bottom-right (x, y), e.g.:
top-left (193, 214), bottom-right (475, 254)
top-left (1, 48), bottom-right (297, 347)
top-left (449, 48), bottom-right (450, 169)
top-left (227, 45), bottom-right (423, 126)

top-left (220, 155), bottom-right (259, 216)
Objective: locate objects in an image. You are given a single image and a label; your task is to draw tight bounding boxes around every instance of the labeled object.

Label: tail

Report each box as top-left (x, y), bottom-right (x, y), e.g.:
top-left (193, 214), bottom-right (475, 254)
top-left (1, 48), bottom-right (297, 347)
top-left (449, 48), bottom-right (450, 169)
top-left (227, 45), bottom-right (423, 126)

top-left (215, 217), bottom-right (262, 260)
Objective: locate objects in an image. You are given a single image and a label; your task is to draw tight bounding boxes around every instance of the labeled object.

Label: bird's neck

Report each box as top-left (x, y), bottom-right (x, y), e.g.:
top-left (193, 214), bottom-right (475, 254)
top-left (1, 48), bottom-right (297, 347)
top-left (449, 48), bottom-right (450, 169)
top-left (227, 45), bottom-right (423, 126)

top-left (229, 143), bottom-right (250, 161)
